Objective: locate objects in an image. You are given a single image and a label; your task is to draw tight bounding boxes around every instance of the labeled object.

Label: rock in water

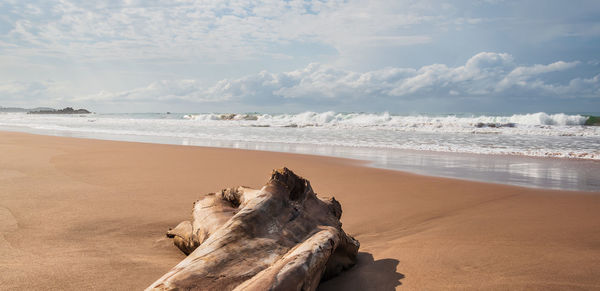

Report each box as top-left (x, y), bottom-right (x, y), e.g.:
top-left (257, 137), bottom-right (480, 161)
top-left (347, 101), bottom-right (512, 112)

top-left (147, 168), bottom-right (359, 291)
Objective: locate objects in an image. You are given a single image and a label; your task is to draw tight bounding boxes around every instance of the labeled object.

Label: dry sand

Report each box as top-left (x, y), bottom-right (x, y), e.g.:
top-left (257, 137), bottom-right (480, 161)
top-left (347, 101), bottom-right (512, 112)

top-left (1, 131), bottom-right (599, 290)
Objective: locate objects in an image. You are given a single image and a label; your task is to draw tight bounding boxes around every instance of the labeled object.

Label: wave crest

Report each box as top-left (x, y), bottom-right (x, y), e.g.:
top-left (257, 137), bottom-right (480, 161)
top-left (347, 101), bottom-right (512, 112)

top-left (182, 111), bottom-right (590, 128)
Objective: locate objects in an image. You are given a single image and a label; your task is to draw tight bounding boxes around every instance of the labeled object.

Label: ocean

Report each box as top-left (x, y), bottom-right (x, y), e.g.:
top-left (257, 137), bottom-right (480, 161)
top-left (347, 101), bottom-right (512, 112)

top-left (1, 111), bottom-right (599, 191)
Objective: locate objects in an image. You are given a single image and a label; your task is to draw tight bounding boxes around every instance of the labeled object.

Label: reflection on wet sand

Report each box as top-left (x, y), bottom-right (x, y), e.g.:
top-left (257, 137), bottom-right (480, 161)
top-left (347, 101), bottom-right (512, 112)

top-left (180, 138), bottom-right (600, 192)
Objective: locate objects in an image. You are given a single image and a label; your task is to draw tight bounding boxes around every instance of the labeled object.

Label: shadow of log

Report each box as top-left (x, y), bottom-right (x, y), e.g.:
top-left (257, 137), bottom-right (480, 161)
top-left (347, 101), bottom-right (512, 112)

top-left (317, 252), bottom-right (404, 291)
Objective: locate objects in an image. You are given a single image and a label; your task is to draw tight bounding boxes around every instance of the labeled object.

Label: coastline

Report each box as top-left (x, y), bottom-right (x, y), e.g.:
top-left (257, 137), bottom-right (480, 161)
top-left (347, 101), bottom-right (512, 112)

top-left (1, 125), bottom-right (598, 192)
top-left (1, 131), bottom-right (599, 290)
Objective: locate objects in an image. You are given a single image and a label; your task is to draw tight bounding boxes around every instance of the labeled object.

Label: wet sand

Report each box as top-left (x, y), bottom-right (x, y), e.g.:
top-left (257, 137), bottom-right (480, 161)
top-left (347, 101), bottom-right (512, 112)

top-left (1, 131), bottom-right (599, 290)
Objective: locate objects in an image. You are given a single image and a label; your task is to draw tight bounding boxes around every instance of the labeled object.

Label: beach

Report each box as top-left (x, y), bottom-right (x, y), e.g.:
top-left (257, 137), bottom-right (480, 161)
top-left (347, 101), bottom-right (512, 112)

top-left (1, 111), bottom-right (599, 192)
top-left (1, 130), bottom-right (599, 290)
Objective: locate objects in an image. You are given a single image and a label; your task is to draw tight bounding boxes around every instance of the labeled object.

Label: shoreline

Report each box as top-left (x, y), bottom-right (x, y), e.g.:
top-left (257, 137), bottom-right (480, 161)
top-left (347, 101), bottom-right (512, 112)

top-left (1, 131), bottom-right (599, 290)
top-left (0, 127), bottom-right (599, 192)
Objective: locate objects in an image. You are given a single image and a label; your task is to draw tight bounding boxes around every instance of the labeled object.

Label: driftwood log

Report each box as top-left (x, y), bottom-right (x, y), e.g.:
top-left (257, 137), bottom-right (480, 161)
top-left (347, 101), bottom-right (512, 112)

top-left (147, 168), bottom-right (359, 291)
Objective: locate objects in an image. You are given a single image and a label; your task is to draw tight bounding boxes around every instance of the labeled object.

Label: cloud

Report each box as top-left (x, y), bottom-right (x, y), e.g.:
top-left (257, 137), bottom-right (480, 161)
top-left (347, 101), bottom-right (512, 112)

top-left (3, 0), bottom-right (599, 92)
top-left (0, 0), bottom-right (441, 63)
top-left (75, 80), bottom-right (223, 103)
top-left (0, 80), bottom-right (60, 99)
top-left (3, 52), bottom-right (599, 111)
top-left (73, 52), bottom-right (598, 106)
top-left (496, 61), bottom-right (579, 91)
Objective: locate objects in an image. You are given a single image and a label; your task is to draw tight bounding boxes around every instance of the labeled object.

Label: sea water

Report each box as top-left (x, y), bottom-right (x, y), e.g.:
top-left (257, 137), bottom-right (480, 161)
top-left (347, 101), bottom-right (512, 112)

top-left (1, 111), bottom-right (599, 191)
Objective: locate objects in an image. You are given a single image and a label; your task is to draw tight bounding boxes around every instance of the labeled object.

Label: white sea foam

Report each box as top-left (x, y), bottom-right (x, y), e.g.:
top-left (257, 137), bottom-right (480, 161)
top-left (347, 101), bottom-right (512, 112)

top-left (0, 111), bottom-right (598, 160)
top-left (181, 112), bottom-right (596, 137)
top-left (183, 111), bottom-right (588, 126)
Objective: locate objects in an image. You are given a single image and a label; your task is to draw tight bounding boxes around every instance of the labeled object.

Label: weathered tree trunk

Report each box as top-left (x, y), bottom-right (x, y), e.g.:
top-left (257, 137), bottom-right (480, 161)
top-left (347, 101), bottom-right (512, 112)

top-left (147, 168), bottom-right (359, 291)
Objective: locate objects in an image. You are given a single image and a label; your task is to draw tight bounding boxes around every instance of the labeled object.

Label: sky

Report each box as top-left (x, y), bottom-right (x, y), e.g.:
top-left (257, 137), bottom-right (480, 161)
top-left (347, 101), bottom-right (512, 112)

top-left (0, 0), bottom-right (599, 113)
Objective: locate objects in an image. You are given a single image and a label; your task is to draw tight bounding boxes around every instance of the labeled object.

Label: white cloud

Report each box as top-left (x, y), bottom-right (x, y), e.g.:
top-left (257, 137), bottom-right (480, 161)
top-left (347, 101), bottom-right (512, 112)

top-left (0, 0), bottom-right (456, 64)
top-left (0, 80), bottom-right (59, 98)
top-left (2, 0), bottom-right (599, 112)
top-left (497, 61), bottom-right (579, 91)
top-left (0, 80), bottom-right (67, 107)
top-left (72, 52), bottom-right (598, 106)
top-left (75, 80), bottom-right (223, 102)
top-left (3, 52), bottom-right (599, 111)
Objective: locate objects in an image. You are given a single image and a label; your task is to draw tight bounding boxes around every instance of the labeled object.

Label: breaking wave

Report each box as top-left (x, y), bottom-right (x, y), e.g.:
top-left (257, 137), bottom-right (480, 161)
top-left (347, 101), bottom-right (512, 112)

top-left (183, 111), bottom-right (588, 126)
top-left (1, 111), bottom-right (598, 160)
top-left (182, 112), bottom-right (594, 135)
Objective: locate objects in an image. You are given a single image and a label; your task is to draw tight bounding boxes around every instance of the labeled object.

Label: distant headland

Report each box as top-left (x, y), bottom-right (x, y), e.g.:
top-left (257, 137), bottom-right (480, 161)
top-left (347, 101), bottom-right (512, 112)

top-left (1, 106), bottom-right (92, 114)
top-left (27, 107), bottom-right (92, 114)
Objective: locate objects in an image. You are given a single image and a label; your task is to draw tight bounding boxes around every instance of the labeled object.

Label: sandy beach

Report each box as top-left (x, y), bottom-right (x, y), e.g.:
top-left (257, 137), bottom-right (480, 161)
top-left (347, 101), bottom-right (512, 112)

top-left (1, 130), bottom-right (599, 290)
